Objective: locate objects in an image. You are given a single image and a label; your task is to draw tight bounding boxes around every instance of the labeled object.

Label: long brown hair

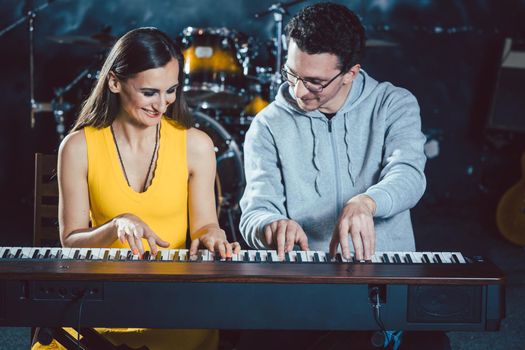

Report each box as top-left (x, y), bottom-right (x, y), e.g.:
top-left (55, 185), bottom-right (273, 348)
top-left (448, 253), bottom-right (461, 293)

top-left (72, 27), bottom-right (191, 131)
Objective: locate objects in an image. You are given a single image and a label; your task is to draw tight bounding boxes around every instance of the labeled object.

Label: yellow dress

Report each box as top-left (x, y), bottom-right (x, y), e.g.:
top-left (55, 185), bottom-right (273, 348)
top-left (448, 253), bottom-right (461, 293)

top-left (33, 117), bottom-right (218, 350)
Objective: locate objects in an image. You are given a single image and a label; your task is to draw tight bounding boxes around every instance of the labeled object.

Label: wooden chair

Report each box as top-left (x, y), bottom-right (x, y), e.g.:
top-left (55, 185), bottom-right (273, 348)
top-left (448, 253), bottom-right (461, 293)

top-left (32, 153), bottom-right (123, 350)
top-left (33, 153), bottom-right (60, 247)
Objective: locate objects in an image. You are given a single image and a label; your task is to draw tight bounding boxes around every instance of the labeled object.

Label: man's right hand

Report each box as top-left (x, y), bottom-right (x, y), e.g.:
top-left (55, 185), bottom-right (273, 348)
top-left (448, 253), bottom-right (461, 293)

top-left (263, 219), bottom-right (309, 259)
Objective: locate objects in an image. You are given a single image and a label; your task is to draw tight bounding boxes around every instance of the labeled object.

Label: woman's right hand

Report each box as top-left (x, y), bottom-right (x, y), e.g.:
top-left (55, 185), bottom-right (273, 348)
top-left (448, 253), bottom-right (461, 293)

top-left (113, 213), bottom-right (170, 257)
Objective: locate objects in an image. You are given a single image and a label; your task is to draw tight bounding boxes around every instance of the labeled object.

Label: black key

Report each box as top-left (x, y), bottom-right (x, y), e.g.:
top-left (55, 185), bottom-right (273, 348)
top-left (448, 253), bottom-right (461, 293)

top-left (267, 253), bottom-right (274, 263)
top-left (434, 254), bottom-right (443, 264)
top-left (285, 252), bottom-right (291, 262)
top-left (44, 249), bottom-right (51, 259)
top-left (405, 254), bottom-right (413, 264)
top-left (382, 253), bottom-right (390, 263)
top-left (422, 254), bottom-right (431, 264)
top-left (394, 254), bottom-right (402, 264)
top-left (173, 251), bottom-right (180, 261)
top-left (451, 254), bottom-right (460, 264)
top-left (313, 252), bottom-right (321, 263)
top-left (335, 253), bottom-right (343, 263)
top-left (142, 251), bottom-right (151, 260)
top-left (56, 249), bottom-right (63, 259)
top-left (197, 250), bottom-right (204, 262)
top-left (255, 252), bottom-right (261, 262)
top-left (103, 250), bottom-right (109, 260)
top-left (126, 250), bottom-right (134, 260)
top-left (14, 249), bottom-right (22, 259)
top-left (73, 250), bottom-right (80, 260)
top-left (2, 249), bottom-right (11, 259)
top-left (244, 251), bottom-right (250, 262)
top-left (114, 250), bottom-right (121, 261)
top-left (156, 252), bottom-right (162, 261)
top-left (296, 253), bottom-right (303, 263)
top-left (32, 249), bottom-right (41, 259)
top-left (86, 250), bottom-right (92, 260)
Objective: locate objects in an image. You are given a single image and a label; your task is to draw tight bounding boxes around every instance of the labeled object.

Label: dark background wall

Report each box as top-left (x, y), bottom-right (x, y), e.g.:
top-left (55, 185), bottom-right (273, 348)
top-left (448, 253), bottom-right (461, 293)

top-left (0, 0), bottom-right (524, 246)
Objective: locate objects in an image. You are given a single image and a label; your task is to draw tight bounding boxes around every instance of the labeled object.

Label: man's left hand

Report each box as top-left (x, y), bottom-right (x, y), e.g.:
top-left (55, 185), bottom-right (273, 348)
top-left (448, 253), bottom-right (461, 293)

top-left (329, 194), bottom-right (376, 261)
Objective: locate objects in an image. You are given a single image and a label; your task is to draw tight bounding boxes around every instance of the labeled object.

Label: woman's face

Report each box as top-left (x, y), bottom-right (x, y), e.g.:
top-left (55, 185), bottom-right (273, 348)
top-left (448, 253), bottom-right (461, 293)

top-left (109, 57), bottom-right (179, 127)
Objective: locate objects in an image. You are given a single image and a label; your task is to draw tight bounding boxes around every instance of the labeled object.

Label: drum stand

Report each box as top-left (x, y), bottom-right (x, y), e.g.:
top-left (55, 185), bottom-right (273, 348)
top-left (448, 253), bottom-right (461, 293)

top-left (254, 0), bottom-right (305, 100)
top-left (0, 0), bottom-right (57, 129)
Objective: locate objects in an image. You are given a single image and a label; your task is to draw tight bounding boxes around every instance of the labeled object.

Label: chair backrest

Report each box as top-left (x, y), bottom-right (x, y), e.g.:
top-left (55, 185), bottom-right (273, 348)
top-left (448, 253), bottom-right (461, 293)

top-left (33, 153), bottom-right (60, 247)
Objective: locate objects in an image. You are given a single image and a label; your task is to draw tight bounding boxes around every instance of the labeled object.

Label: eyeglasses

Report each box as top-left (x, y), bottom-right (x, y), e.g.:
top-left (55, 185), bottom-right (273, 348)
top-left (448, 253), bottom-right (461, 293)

top-left (281, 66), bottom-right (344, 93)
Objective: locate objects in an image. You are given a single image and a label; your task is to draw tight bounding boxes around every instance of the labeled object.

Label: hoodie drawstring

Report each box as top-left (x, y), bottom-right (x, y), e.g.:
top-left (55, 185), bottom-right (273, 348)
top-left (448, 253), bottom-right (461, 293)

top-left (343, 113), bottom-right (355, 186)
top-left (310, 117), bottom-right (322, 196)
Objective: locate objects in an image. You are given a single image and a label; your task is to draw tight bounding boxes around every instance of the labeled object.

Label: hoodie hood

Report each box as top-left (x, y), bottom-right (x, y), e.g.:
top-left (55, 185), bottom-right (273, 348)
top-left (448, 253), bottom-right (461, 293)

top-left (273, 69), bottom-right (380, 195)
top-left (274, 69), bottom-right (379, 119)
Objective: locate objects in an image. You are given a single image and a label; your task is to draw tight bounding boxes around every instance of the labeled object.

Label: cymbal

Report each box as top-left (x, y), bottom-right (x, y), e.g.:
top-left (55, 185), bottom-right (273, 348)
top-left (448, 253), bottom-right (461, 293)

top-left (47, 32), bottom-right (115, 48)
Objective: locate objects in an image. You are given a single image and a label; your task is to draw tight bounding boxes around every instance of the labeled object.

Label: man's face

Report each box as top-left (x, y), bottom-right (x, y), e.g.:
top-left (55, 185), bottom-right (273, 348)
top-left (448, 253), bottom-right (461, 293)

top-left (284, 40), bottom-right (358, 113)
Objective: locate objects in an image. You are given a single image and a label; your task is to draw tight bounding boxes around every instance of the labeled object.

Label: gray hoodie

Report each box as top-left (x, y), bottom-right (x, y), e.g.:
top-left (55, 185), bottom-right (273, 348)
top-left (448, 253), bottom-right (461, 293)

top-left (239, 70), bottom-right (427, 252)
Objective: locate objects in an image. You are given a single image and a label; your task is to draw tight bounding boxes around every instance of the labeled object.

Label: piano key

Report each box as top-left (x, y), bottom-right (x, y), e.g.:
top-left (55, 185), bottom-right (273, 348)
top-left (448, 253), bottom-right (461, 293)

top-left (433, 254), bottom-right (443, 264)
top-left (155, 251), bottom-right (162, 261)
top-left (142, 251), bottom-right (151, 260)
top-left (451, 252), bottom-right (466, 264)
top-left (393, 253), bottom-right (402, 264)
top-left (258, 250), bottom-right (269, 262)
top-left (20, 247), bottom-right (33, 259)
top-left (14, 248), bottom-right (23, 259)
top-left (438, 252), bottom-right (453, 264)
top-left (0, 247), bottom-right (9, 259)
top-left (268, 250), bottom-right (280, 262)
top-left (179, 249), bottom-right (189, 262)
top-left (126, 250), bottom-right (134, 260)
top-left (404, 253), bottom-right (413, 264)
top-left (30, 248), bottom-right (41, 259)
top-left (371, 253), bottom-right (381, 263)
top-left (382, 253), bottom-right (390, 263)
top-left (297, 251), bottom-right (309, 262)
top-left (422, 253), bottom-right (431, 264)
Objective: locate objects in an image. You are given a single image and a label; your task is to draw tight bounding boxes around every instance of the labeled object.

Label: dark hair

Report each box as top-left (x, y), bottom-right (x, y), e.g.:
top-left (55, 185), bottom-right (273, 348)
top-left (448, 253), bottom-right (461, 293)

top-left (284, 2), bottom-right (365, 72)
top-left (72, 27), bottom-right (191, 131)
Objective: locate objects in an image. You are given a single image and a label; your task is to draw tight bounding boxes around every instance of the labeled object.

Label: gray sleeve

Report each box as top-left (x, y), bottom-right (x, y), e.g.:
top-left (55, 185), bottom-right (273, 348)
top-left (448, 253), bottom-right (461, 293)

top-left (239, 117), bottom-right (289, 249)
top-left (366, 89), bottom-right (427, 217)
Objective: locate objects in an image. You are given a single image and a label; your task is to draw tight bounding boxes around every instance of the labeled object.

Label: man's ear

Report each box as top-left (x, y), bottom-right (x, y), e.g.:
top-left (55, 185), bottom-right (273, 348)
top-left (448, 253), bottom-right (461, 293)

top-left (342, 64), bottom-right (360, 85)
top-left (107, 71), bottom-right (121, 93)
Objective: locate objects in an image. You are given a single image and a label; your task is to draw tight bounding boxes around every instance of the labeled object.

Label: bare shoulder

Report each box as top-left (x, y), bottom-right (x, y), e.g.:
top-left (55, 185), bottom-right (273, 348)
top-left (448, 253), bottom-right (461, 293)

top-left (58, 129), bottom-right (87, 169)
top-left (186, 127), bottom-right (214, 157)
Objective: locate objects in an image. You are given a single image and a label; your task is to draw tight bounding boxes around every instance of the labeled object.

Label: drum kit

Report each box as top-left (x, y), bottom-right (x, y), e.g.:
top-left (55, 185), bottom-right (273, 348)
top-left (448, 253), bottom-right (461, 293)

top-left (1, 0), bottom-right (306, 242)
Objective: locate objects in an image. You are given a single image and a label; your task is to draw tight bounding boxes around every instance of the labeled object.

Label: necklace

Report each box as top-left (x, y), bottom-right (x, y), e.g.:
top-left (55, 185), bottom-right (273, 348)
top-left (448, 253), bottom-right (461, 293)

top-left (110, 123), bottom-right (159, 192)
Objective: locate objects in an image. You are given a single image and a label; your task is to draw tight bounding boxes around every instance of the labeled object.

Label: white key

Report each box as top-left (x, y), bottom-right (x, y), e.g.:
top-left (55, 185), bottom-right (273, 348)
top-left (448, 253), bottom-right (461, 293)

top-left (296, 251), bottom-right (308, 262)
top-left (286, 251), bottom-right (297, 262)
top-left (371, 253), bottom-right (382, 263)
top-left (178, 249), bottom-right (189, 261)
top-left (258, 250), bottom-right (269, 262)
top-left (306, 251), bottom-right (316, 262)
top-left (451, 251), bottom-right (466, 264)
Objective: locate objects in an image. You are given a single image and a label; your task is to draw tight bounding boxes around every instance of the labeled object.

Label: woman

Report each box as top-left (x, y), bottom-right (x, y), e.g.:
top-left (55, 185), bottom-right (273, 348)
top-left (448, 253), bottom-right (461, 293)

top-left (33, 27), bottom-right (239, 350)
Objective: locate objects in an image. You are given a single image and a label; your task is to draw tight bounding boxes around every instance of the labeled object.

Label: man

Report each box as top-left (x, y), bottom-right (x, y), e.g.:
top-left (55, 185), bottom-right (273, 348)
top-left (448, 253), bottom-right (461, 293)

top-left (240, 2), bottom-right (427, 262)
top-left (237, 4), bottom-right (453, 350)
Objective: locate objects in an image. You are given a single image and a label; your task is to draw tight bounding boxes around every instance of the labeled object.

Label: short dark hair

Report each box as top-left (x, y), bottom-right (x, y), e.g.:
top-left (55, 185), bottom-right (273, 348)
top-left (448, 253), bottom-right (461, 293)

top-left (73, 27), bottom-right (191, 131)
top-left (285, 2), bottom-right (365, 72)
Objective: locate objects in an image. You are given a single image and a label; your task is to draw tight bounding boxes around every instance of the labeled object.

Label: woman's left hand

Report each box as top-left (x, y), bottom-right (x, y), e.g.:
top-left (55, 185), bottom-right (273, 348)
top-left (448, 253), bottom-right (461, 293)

top-left (189, 224), bottom-right (241, 259)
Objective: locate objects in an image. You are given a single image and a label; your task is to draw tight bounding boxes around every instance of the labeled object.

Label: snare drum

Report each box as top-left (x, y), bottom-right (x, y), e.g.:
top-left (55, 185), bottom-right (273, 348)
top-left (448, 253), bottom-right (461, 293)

top-left (179, 27), bottom-right (251, 109)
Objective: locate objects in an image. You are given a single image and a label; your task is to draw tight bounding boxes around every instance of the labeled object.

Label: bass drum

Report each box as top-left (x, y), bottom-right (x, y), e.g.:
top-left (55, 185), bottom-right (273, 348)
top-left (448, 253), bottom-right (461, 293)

top-left (192, 111), bottom-right (245, 216)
